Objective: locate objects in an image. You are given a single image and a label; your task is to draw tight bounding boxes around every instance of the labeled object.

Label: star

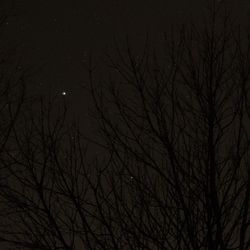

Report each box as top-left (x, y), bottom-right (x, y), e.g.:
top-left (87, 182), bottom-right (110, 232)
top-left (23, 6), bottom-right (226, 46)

top-left (62, 91), bottom-right (67, 96)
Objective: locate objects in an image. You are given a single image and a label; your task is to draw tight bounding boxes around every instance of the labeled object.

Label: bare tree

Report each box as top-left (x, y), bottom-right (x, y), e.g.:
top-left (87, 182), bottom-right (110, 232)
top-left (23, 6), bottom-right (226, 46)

top-left (0, 95), bottom-right (97, 250)
top-left (0, 10), bottom-right (30, 250)
top-left (85, 3), bottom-right (250, 249)
top-left (2, 2), bottom-right (250, 250)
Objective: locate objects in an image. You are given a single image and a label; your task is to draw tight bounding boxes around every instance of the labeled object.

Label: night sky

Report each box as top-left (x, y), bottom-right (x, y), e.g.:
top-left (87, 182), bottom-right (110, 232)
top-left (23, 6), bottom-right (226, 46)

top-left (0, 1), bottom-right (250, 249)
top-left (1, 0), bottom-right (249, 134)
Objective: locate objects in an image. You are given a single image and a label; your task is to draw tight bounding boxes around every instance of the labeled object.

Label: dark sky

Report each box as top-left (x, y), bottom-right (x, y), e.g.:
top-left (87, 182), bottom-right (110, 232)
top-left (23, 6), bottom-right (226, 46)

top-left (1, 0), bottom-right (249, 133)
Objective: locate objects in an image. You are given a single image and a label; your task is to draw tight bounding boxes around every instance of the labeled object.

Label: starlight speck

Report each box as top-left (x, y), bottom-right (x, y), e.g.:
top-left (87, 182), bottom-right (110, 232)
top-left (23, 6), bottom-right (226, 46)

top-left (62, 91), bottom-right (67, 96)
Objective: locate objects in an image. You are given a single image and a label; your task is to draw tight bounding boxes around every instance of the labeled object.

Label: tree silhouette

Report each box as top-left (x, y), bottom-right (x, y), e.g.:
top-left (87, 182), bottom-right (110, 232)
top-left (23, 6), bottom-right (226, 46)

top-left (1, 2), bottom-right (250, 249)
top-left (0, 10), bottom-right (29, 250)
top-left (86, 4), bottom-right (250, 249)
